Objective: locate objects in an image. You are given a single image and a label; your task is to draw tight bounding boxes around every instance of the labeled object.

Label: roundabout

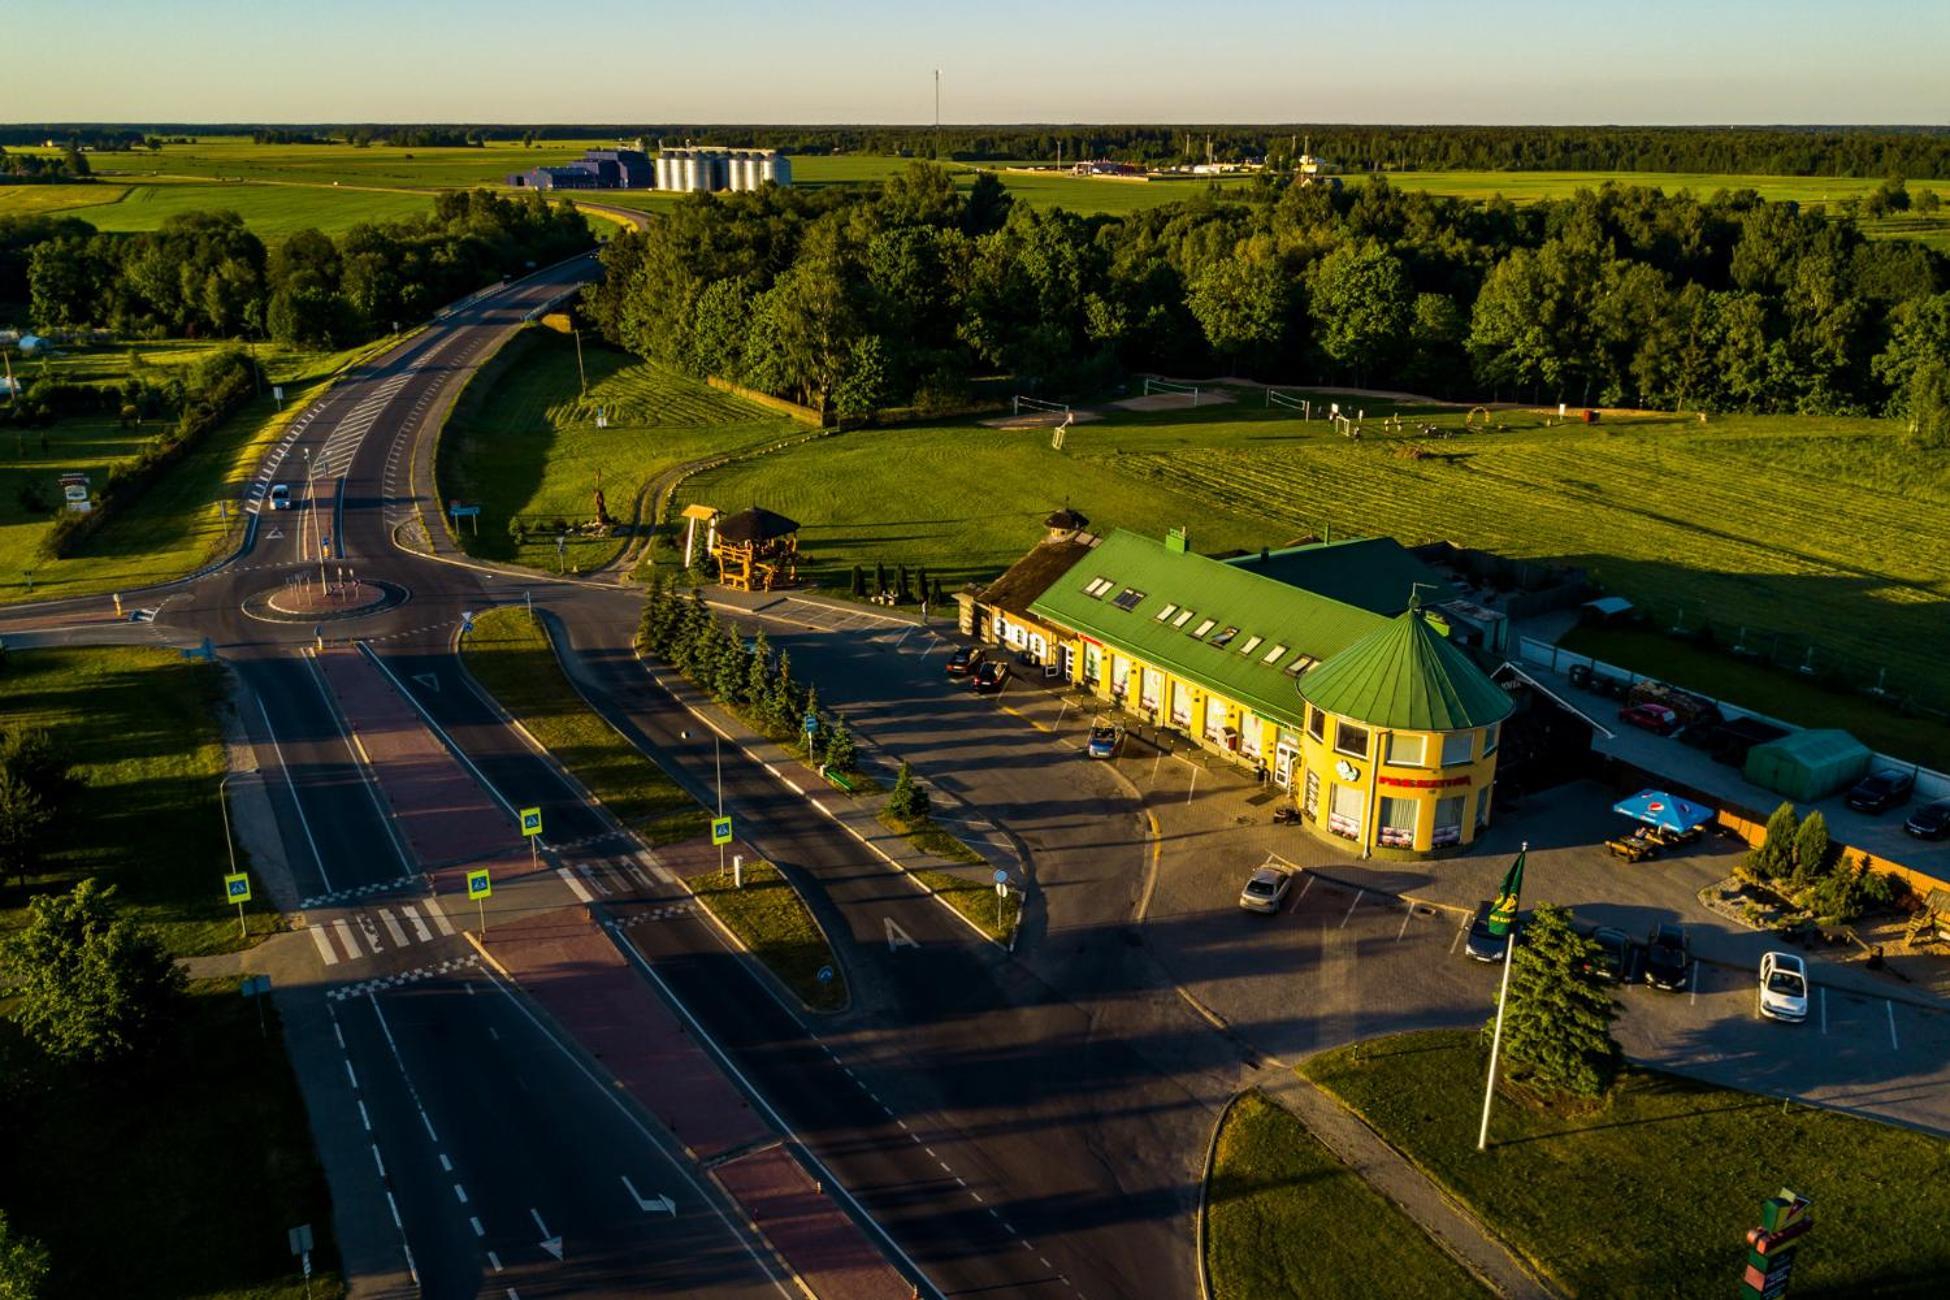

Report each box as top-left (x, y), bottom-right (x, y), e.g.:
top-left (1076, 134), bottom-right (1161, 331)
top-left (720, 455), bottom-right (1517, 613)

top-left (242, 575), bottom-right (409, 624)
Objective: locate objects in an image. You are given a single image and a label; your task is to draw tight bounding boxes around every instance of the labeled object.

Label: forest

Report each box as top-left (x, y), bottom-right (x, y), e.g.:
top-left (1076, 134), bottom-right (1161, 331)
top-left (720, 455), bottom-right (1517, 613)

top-left (583, 162), bottom-right (1950, 439)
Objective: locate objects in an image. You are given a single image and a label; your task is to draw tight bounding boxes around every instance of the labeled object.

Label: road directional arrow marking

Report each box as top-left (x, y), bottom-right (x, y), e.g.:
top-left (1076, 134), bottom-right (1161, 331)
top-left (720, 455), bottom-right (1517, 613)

top-left (622, 1176), bottom-right (676, 1215)
top-left (266, 527), bottom-right (284, 540)
top-left (530, 1207), bottom-right (563, 1261)
top-left (412, 672), bottom-right (440, 692)
top-left (885, 917), bottom-right (918, 952)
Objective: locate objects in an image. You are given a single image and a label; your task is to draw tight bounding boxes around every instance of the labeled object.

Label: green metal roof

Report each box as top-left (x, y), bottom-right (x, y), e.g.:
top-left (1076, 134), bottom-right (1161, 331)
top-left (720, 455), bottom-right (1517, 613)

top-left (1028, 529), bottom-right (1387, 728)
top-left (1224, 537), bottom-right (1457, 617)
top-left (1297, 606), bottom-right (1513, 731)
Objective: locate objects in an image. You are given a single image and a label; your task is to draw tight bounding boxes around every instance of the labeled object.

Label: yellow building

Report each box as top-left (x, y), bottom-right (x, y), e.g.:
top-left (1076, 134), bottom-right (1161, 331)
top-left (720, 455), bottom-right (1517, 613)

top-left (1025, 527), bottom-right (1512, 858)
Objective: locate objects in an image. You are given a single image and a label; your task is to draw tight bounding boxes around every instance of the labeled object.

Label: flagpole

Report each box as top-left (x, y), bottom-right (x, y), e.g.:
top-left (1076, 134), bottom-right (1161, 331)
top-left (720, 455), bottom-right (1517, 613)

top-left (1477, 840), bottom-right (1527, 1152)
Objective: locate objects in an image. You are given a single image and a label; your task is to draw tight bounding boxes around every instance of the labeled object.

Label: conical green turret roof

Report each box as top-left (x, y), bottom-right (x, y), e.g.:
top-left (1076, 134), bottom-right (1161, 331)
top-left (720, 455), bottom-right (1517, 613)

top-left (1298, 607), bottom-right (1512, 731)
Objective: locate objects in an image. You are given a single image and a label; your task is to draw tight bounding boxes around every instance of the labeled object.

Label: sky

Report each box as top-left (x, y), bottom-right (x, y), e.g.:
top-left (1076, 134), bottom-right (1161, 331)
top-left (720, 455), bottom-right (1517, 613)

top-left (4, 0), bottom-right (1947, 125)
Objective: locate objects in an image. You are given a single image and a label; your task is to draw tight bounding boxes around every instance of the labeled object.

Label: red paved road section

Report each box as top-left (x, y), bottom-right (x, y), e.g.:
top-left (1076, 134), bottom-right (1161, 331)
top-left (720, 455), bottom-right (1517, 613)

top-left (484, 906), bottom-right (912, 1300)
top-left (315, 647), bottom-right (516, 885)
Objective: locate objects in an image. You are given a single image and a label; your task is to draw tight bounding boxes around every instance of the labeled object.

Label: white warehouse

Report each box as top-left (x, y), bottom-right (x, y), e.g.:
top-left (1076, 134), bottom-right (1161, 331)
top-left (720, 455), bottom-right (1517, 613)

top-left (650, 148), bottom-right (793, 193)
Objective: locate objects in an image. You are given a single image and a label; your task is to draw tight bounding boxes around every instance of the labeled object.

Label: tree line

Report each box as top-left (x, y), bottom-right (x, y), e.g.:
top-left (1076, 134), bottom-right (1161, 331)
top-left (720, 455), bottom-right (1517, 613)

top-left (582, 162), bottom-right (1950, 440)
top-left (18, 189), bottom-right (591, 346)
top-left (0, 145), bottom-right (91, 183)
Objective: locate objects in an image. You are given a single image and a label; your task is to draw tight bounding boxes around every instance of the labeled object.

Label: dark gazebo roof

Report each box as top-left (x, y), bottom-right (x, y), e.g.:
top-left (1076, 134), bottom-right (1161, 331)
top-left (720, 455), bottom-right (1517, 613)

top-left (1044, 506), bottom-right (1090, 531)
top-left (716, 506), bottom-right (800, 545)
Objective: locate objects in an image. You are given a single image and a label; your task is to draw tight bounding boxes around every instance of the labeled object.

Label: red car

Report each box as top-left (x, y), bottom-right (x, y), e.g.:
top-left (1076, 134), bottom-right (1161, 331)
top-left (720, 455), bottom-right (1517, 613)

top-left (1618, 703), bottom-right (1680, 736)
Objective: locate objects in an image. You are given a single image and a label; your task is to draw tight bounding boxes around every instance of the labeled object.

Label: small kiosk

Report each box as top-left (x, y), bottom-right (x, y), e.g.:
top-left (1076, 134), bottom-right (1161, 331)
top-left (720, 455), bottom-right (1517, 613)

top-left (712, 505), bottom-right (801, 592)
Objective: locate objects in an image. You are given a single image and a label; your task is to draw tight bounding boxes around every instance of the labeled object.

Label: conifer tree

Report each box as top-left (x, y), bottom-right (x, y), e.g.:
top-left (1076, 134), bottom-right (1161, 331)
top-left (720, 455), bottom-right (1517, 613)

top-left (823, 717), bottom-right (858, 773)
top-left (1750, 801), bottom-right (1800, 880)
top-left (1487, 902), bottom-right (1619, 1098)
top-left (850, 565), bottom-right (866, 598)
top-left (746, 629), bottom-right (774, 705)
top-left (887, 760), bottom-right (931, 822)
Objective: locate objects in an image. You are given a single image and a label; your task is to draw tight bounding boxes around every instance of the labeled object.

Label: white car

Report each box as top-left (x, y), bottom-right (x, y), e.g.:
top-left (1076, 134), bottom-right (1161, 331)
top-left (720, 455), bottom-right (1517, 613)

top-left (1758, 951), bottom-right (1809, 1022)
top-left (1238, 864), bottom-right (1295, 915)
top-left (268, 483), bottom-right (292, 510)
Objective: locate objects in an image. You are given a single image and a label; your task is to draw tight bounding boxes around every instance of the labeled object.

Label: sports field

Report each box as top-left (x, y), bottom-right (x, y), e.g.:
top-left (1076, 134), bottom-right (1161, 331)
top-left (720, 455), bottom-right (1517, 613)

top-left (674, 391), bottom-right (1950, 727)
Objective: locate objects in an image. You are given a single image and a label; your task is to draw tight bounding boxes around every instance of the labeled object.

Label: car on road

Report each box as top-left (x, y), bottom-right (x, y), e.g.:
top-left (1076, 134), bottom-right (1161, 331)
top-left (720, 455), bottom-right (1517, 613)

top-left (1581, 926), bottom-right (1632, 982)
top-left (945, 645), bottom-right (986, 677)
top-left (1464, 901), bottom-right (1515, 962)
top-left (971, 661), bottom-right (1010, 694)
top-left (1846, 768), bottom-right (1915, 814)
top-left (1618, 702), bottom-right (1680, 736)
top-left (1904, 798), bottom-right (1950, 840)
top-left (1758, 951), bottom-right (1809, 1023)
top-left (1238, 864), bottom-right (1295, 914)
top-left (1085, 723), bottom-right (1121, 760)
top-left (268, 483), bottom-right (292, 510)
top-left (1644, 923), bottom-right (1690, 991)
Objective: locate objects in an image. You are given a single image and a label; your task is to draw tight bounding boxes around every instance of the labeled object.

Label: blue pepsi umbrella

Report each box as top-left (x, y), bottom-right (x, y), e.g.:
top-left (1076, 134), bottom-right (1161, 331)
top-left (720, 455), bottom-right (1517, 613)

top-left (1612, 789), bottom-right (1714, 833)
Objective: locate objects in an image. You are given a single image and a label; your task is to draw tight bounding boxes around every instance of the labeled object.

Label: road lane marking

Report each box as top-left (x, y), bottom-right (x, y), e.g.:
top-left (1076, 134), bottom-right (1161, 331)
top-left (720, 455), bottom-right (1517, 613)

top-left (333, 919), bottom-right (362, 960)
top-left (1820, 987), bottom-right (1828, 1034)
top-left (470, 1217), bottom-right (484, 1238)
top-left (371, 1146), bottom-right (386, 1178)
top-left (487, 1251), bottom-right (502, 1272)
top-left (422, 893), bottom-right (456, 936)
top-left (1396, 907), bottom-right (1414, 941)
top-left (1340, 888), bottom-right (1364, 928)
top-left (257, 696), bottom-right (334, 893)
top-left (1888, 1001), bottom-right (1900, 1050)
top-left (455, 1184), bottom-right (469, 1204)
top-left (1295, 874), bottom-right (1314, 903)
top-left (439, 1153), bottom-right (452, 1172)
top-left (557, 866), bottom-right (595, 904)
top-left (577, 863), bottom-right (613, 896)
top-left (1689, 961), bottom-right (1699, 1006)
top-left (310, 925), bottom-right (340, 965)
top-left (402, 905), bottom-right (433, 942)
top-left (379, 909), bottom-right (410, 948)
top-left (1449, 926), bottom-right (1464, 956)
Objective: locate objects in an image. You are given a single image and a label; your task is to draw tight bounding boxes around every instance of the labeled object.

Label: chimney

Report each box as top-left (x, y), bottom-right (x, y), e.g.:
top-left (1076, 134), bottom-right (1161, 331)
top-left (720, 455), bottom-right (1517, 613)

top-left (1165, 527), bottom-right (1189, 555)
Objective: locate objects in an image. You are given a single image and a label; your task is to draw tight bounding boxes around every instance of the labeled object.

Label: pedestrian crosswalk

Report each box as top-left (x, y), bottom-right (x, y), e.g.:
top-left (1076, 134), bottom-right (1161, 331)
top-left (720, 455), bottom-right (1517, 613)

top-left (308, 895), bottom-right (458, 967)
top-left (328, 954), bottom-right (481, 1002)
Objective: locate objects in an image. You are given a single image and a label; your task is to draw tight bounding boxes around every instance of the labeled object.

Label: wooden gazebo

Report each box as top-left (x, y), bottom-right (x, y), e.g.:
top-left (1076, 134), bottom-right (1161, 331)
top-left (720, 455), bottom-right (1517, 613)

top-left (712, 505), bottom-right (801, 592)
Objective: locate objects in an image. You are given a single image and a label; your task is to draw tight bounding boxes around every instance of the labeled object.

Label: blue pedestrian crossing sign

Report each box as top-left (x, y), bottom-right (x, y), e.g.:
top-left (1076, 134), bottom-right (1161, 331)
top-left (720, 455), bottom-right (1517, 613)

top-left (804, 713), bottom-right (819, 734)
top-left (711, 816), bottom-right (733, 846)
top-left (467, 869), bottom-right (492, 900)
top-left (519, 806), bottom-right (544, 837)
top-left (224, 872), bottom-right (252, 904)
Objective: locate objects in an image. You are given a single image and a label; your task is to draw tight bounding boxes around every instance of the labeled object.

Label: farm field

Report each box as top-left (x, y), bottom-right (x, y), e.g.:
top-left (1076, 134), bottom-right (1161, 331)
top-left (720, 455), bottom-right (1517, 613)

top-left (0, 336), bottom-right (389, 604)
top-left (436, 329), bottom-right (801, 572)
top-left (52, 179), bottom-right (437, 236)
top-left (88, 135), bottom-right (610, 188)
top-left (0, 182), bottom-right (131, 217)
top-left (1301, 1030), bottom-right (1950, 1296)
top-left (675, 389), bottom-right (1950, 724)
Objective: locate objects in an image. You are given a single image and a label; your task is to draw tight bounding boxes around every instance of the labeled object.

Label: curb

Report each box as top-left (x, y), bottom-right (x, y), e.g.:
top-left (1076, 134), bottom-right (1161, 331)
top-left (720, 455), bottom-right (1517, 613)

top-left (1194, 1090), bottom-right (1235, 1300)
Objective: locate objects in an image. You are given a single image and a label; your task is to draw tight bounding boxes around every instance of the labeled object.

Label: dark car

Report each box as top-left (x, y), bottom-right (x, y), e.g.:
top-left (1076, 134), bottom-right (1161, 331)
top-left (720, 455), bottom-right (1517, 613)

top-left (1645, 923), bottom-right (1689, 991)
top-left (945, 645), bottom-right (986, 677)
top-left (1618, 703), bottom-right (1680, 736)
top-left (1846, 768), bottom-right (1916, 814)
top-left (1581, 926), bottom-right (1632, 983)
top-left (1905, 799), bottom-right (1950, 840)
top-left (971, 660), bottom-right (1010, 694)
top-left (1464, 901), bottom-right (1514, 963)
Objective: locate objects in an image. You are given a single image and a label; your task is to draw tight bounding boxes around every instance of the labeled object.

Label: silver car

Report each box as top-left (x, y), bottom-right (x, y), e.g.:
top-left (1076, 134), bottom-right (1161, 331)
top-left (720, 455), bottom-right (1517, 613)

top-left (1759, 951), bottom-right (1809, 1023)
top-left (1238, 864), bottom-right (1295, 915)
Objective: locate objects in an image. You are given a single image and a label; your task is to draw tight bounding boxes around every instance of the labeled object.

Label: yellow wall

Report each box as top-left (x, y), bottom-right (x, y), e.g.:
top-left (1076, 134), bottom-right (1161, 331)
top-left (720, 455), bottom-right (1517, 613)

top-left (1297, 712), bottom-right (1500, 855)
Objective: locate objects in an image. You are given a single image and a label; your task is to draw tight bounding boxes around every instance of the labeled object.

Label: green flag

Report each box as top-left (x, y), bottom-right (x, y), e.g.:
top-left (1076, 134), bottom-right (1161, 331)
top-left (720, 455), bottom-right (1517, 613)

top-left (1487, 847), bottom-right (1525, 937)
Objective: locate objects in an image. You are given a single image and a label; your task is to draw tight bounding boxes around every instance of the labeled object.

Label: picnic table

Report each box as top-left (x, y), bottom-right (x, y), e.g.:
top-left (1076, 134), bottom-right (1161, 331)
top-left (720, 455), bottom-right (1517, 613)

top-left (1606, 830), bottom-right (1660, 862)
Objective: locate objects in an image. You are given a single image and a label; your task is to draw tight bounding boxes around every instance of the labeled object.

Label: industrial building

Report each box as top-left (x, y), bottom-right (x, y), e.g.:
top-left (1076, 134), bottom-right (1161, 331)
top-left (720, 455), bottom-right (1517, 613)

top-left (507, 146), bottom-right (789, 193)
top-left (959, 517), bottom-right (1512, 859)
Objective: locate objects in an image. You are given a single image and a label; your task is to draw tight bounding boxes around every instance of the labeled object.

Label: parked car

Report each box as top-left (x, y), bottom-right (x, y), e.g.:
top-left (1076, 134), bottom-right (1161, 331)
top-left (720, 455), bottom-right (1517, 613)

top-left (1846, 768), bottom-right (1916, 814)
top-left (1238, 864), bottom-right (1295, 915)
top-left (1085, 723), bottom-right (1121, 760)
top-left (1464, 901), bottom-right (1514, 963)
top-left (1644, 923), bottom-right (1690, 991)
top-left (945, 645), bottom-right (986, 677)
top-left (971, 661), bottom-right (1010, 694)
top-left (1904, 798), bottom-right (1950, 840)
top-left (1618, 703), bottom-right (1680, 736)
top-left (1580, 926), bottom-right (1632, 982)
top-left (1758, 951), bottom-right (1809, 1023)
top-left (268, 483), bottom-right (292, 510)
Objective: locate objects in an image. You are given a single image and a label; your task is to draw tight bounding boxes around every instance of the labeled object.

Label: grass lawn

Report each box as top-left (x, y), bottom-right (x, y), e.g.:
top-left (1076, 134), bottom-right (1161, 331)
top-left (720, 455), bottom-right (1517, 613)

top-left (1206, 1090), bottom-right (1487, 1299)
top-left (460, 606), bottom-right (707, 845)
top-left (0, 182), bottom-right (131, 217)
top-left (1302, 1030), bottom-right (1950, 1296)
top-left (679, 395), bottom-right (1950, 719)
top-left (0, 645), bottom-right (278, 955)
top-left (0, 979), bottom-right (340, 1300)
top-left (1559, 623), bottom-right (1950, 772)
top-left (1, 336), bottom-right (389, 605)
top-left (436, 329), bottom-right (798, 573)
top-left (688, 859), bottom-right (847, 1012)
top-left (54, 179), bottom-right (436, 237)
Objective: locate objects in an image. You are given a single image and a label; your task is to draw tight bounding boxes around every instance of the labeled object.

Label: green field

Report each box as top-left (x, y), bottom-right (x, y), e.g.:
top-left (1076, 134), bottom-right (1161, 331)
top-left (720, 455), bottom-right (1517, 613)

top-left (0, 644), bottom-right (277, 955)
top-left (436, 329), bottom-right (799, 572)
top-left (1, 336), bottom-right (386, 605)
top-left (1205, 1091), bottom-right (1487, 1299)
top-left (689, 859), bottom-right (847, 1012)
top-left (1301, 1030), bottom-right (1950, 1296)
top-left (51, 179), bottom-right (436, 237)
top-left (677, 393), bottom-right (1950, 719)
top-left (90, 136), bottom-right (611, 189)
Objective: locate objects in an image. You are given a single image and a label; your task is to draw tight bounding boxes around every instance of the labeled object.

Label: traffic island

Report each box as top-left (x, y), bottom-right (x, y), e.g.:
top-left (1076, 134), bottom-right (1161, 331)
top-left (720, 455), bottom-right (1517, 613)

top-left (242, 577), bottom-right (407, 624)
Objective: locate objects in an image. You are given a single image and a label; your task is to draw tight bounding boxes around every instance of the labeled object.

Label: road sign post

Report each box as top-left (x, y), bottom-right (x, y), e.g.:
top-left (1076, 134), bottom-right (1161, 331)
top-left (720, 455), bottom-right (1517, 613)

top-left (224, 871), bottom-right (252, 938)
top-left (289, 1223), bottom-right (313, 1298)
top-left (241, 973), bottom-right (272, 1037)
top-left (804, 711), bottom-right (818, 758)
top-left (467, 867), bottom-right (493, 935)
top-left (994, 869), bottom-right (1010, 933)
top-left (520, 805), bottom-right (543, 870)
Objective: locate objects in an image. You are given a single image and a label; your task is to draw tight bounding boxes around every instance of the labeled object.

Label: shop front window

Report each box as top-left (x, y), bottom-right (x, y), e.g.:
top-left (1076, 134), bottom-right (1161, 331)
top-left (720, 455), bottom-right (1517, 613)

top-left (1328, 783), bottom-right (1364, 841)
top-left (1476, 785), bottom-right (1493, 829)
top-left (1302, 768), bottom-right (1320, 820)
top-left (1334, 722), bottom-right (1370, 759)
top-left (1433, 795), bottom-right (1465, 847)
top-left (1141, 668), bottom-right (1162, 710)
top-left (1378, 796), bottom-right (1418, 848)
top-left (1441, 731), bottom-right (1474, 766)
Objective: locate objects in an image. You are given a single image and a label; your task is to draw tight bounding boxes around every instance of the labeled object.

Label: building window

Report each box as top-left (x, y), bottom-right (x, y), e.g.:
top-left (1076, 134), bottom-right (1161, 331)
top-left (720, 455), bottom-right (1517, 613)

top-left (1483, 723), bottom-right (1501, 755)
top-left (1239, 636), bottom-right (1263, 656)
top-left (1284, 654), bottom-right (1318, 677)
top-left (1210, 626), bottom-right (1239, 647)
top-left (1082, 576), bottom-right (1114, 597)
top-left (1111, 588), bottom-right (1146, 612)
top-left (1263, 643), bottom-right (1288, 665)
top-left (1386, 733), bottom-right (1427, 767)
top-left (1378, 796), bottom-right (1418, 848)
top-left (1307, 707), bottom-right (1327, 742)
top-left (1191, 619), bottom-right (1216, 638)
top-left (1155, 603), bottom-right (1179, 622)
top-left (1172, 609), bottom-right (1196, 628)
top-left (1334, 721), bottom-right (1370, 759)
top-left (1303, 768), bottom-right (1320, 820)
top-left (1433, 795), bottom-right (1465, 847)
top-left (1476, 785), bottom-right (1493, 830)
top-left (1141, 668), bottom-right (1162, 710)
top-left (1327, 783), bottom-right (1364, 841)
top-left (1441, 731), bottom-right (1474, 766)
